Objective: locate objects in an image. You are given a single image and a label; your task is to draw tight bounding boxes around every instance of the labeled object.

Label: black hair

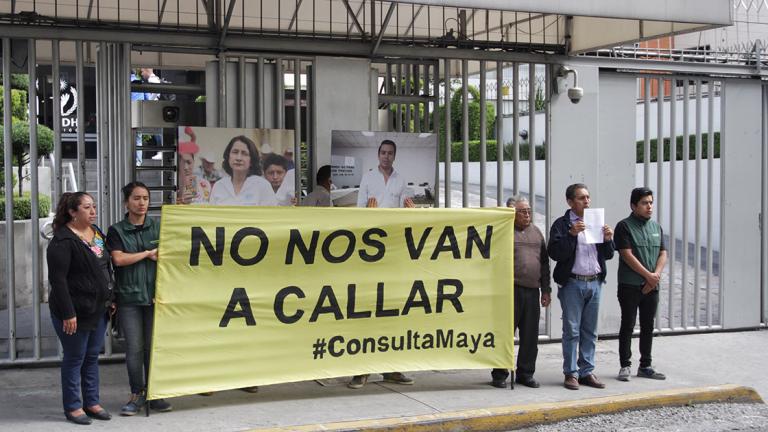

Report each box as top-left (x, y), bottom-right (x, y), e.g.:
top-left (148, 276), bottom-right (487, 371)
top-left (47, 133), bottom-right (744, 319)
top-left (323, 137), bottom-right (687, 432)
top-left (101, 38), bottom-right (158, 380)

top-left (378, 139), bottom-right (397, 156)
top-left (52, 192), bottom-right (93, 230)
top-left (316, 165), bottom-right (331, 184)
top-left (122, 181), bottom-right (150, 202)
top-left (262, 153), bottom-right (289, 174)
top-left (565, 183), bottom-right (588, 200)
top-left (630, 186), bottom-right (654, 206)
top-left (222, 135), bottom-right (262, 177)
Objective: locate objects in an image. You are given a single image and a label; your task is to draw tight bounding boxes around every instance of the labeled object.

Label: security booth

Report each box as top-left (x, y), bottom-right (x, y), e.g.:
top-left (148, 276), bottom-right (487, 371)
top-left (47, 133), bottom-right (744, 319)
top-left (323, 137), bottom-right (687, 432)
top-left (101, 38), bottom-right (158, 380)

top-left (0, 1), bottom-right (745, 367)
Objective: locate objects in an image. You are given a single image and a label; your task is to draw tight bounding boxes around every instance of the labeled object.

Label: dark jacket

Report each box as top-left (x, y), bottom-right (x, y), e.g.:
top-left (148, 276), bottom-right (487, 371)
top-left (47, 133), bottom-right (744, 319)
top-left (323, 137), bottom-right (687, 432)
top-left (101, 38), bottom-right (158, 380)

top-left (47, 225), bottom-right (113, 330)
top-left (547, 209), bottom-right (615, 286)
top-left (108, 216), bottom-right (160, 305)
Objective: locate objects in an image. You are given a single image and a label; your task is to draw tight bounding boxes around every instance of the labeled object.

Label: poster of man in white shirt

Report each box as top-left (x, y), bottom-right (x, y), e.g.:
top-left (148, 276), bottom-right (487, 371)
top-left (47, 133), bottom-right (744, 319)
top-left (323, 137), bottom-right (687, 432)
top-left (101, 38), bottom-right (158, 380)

top-left (331, 131), bottom-right (437, 208)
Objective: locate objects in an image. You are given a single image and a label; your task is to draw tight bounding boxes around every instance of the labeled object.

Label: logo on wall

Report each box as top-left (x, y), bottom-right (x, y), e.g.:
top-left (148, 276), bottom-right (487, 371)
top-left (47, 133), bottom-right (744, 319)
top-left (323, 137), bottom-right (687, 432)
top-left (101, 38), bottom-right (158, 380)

top-left (60, 78), bottom-right (78, 132)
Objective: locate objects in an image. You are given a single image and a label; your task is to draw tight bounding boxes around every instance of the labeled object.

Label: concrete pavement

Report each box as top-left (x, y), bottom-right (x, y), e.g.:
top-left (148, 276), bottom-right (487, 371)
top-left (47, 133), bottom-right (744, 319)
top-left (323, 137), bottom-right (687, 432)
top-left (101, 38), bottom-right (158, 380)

top-left (1, 330), bottom-right (766, 431)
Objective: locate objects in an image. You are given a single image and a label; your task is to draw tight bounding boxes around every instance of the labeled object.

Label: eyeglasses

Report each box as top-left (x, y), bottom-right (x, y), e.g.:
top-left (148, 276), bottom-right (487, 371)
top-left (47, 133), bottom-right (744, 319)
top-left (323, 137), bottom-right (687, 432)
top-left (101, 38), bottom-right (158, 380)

top-left (517, 209), bottom-right (532, 215)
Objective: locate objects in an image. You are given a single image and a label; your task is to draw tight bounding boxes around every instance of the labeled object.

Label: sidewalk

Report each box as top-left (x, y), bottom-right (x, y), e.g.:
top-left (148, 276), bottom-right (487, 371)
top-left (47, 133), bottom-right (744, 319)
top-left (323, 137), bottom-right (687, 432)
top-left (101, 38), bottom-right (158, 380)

top-left (1, 330), bottom-right (765, 431)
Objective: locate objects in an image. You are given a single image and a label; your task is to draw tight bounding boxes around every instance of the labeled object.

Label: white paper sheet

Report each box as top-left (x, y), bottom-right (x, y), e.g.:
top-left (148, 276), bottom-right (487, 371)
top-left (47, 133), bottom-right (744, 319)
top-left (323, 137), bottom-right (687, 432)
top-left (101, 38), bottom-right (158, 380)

top-left (583, 208), bottom-right (605, 244)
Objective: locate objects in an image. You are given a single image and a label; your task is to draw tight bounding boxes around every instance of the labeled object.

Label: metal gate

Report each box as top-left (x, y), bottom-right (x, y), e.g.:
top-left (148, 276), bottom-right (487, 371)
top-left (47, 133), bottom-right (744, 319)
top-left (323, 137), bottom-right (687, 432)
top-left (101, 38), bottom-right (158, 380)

top-left (636, 74), bottom-right (724, 331)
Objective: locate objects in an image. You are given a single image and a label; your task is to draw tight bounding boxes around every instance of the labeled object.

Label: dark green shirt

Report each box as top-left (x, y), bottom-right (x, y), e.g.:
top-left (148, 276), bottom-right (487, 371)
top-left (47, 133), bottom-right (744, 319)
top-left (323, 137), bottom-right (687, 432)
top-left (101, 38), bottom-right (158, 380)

top-left (614, 213), bottom-right (665, 287)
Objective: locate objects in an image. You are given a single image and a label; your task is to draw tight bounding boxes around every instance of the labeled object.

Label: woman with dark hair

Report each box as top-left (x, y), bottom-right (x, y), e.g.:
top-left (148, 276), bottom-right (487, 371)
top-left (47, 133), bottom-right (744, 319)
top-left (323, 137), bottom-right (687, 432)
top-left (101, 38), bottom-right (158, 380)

top-left (47, 192), bottom-right (114, 425)
top-left (209, 135), bottom-right (277, 206)
top-left (177, 126), bottom-right (212, 204)
top-left (106, 182), bottom-right (172, 416)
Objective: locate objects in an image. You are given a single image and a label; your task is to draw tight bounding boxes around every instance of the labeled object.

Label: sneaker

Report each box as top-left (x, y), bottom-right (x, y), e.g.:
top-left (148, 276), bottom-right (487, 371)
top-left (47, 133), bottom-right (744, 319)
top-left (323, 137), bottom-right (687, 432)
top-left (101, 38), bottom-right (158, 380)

top-left (382, 372), bottom-right (414, 385)
top-left (120, 392), bottom-right (146, 416)
top-left (637, 367), bottom-right (666, 380)
top-left (348, 374), bottom-right (369, 389)
top-left (618, 366), bottom-right (631, 382)
top-left (149, 398), bottom-right (173, 412)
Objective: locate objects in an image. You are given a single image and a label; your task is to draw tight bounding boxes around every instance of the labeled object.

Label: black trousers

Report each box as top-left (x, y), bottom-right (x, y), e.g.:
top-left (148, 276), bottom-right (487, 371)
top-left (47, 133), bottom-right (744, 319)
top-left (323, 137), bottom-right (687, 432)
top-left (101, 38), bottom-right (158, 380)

top-left (492, 286), bottom-right (541, 381)
top-left (617, 284), bottom-right (659, 368)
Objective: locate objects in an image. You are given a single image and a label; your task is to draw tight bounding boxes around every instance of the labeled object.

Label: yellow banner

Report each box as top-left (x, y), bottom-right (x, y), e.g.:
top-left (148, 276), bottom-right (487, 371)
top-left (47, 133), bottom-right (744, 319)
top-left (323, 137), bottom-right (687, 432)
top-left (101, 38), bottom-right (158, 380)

top-left (148, 206), bottom-right (515, 399)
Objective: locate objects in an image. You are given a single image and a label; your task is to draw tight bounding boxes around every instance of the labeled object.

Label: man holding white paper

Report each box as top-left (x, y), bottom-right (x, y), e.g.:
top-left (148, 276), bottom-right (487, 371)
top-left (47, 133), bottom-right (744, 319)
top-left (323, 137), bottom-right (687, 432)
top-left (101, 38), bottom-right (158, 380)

top-left (547, 183), bottom-right (615, 391)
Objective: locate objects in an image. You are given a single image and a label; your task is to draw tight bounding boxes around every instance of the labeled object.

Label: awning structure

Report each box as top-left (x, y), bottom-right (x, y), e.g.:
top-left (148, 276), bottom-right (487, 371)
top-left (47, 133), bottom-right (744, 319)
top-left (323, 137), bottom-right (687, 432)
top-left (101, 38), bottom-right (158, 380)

top-left (0, 0), bottom-right (733, 65)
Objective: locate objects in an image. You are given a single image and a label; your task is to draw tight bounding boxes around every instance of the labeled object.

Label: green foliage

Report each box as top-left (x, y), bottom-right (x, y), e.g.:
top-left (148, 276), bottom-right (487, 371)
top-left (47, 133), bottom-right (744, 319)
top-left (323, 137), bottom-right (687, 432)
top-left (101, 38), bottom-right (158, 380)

top-left (438, 139), bottom-right (546, 162)
top-left (0, 192), bottom-right (51, 221)
top-left (0, 121), bottom-right (55, 196)
top-left (636, 132), bottom-right (720, 163)
top-left (446, 85), bottom-right (496, 142)
top-left (0, 86), bottom-right (28, 121)
top-left (10, 74), bottom-right (29, 90)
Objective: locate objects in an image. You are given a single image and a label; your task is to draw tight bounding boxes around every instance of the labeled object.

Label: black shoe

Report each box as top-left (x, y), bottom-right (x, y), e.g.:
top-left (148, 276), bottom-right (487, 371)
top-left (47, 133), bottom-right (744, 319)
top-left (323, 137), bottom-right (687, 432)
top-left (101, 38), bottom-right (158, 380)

top-left (490, 379), bottom-right (506, 388)
top-left (65, 411), bottom-right (93, 425)
top-left (515, 376), bottom-right (540, 388)
top-left (84, 408), bottom-right (112, 420)
top-left (120, 392), bottom-right (146, 416)
top-left (149, 398), bottom-right (173, 412)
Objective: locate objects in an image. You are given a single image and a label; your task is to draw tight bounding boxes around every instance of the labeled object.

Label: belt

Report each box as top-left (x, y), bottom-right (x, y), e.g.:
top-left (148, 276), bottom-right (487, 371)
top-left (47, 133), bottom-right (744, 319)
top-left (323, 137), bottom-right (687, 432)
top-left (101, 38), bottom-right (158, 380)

top-left (571, 274), bottom-right (599, 282)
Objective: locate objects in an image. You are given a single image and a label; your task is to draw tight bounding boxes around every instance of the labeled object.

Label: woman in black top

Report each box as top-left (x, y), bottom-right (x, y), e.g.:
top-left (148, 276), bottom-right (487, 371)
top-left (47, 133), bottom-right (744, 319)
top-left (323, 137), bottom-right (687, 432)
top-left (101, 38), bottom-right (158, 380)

top-left (47, 192), bottom-right (114, 425)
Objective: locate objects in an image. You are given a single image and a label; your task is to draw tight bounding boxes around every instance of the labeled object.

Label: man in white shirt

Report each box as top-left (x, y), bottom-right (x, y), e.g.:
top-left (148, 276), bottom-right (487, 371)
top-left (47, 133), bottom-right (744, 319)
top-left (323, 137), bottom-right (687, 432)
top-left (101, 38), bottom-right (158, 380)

top-left (356, 140), bottom-right (414, 208)
top-left (302, 165), bottom-right (332, 207)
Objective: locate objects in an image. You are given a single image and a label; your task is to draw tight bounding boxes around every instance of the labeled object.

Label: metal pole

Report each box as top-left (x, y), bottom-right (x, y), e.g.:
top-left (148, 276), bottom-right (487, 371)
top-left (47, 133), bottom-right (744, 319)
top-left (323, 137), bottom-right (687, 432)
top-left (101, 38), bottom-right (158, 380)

top-left (432, 61), bottom-right (440, 208)
top-left (386, 63), bottom-right (392, 130)
top-left (276, 58), bottom-right (284, 129)
top-left (396, 64), bottom-right (402, 132)
top-left (52, 41), bottom-right (62, 206)
top-left (479, 61), bottom-right (486, 207)
top-left (257, 56), bottom-right (265, 128)
top-left (28, 38), bottom-right (41, 359)
top-left (655, 78), bottom-right (664, 331)
top-left (238, 56), bottom-right (246, 127)
top-left (3, 37), bottom-right (16, 361)
top-left (694, 79), bottom-right (702, 328)
top-left (496, 60), bottom-right (504, 206)
top-left (218, 52), bottom-right (227, 127)
top-left (706, 80), bottom-right (715, 327)
top-left (405, 63), bottom-right (412, 132)
top-left (512, 62), bottom-right (519, 195)
top-left (528, 63), bottom-right (536, 214)
top-left (414, 64), bottom-right (421, 134)
top-left (444, 58), bottom-right (451, 207)
top-left (294, 58), bottom-right (302, 203)
top-left (461, 59), bottom-right (469, 208)
top-left (682, 79), bottom-right (690, 329)
top-left (76, 41), bottom-right (86, 190)
top-left (668, 78), bottom-right (677, 329)
top-left (643, 77), bottom-right (651, 186)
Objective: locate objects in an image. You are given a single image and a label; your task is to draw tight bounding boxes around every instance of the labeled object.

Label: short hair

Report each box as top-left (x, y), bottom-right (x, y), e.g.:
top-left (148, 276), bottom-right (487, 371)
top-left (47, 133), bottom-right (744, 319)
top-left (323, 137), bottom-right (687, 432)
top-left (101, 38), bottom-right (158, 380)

top-left (378, 139), bottom-right (397, 156)
top-left (262, 153), bottom-right (289, 173)
top-left (506, 195), bottom-right (529, 207)
top-left (222, 135), bottom-right (262, 177)
top-left (565, 183), bottom-right (588, 200)
top-left (630, 187), bottom-right (654, 205)
top-left (316, 165), bottom-right (331, 184)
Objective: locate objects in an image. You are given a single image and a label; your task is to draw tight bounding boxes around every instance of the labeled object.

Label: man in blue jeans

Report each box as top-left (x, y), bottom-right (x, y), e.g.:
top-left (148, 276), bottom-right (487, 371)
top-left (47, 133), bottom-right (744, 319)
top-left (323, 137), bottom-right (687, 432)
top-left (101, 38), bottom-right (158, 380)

top-left (547, 183), bottom-right (615, 390)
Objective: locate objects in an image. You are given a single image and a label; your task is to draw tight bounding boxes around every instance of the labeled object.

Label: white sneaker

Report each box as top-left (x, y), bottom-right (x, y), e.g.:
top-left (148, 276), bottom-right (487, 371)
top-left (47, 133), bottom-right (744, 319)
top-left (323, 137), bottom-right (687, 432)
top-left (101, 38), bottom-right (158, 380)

top-left (618, 366), bottom-right (631, 382)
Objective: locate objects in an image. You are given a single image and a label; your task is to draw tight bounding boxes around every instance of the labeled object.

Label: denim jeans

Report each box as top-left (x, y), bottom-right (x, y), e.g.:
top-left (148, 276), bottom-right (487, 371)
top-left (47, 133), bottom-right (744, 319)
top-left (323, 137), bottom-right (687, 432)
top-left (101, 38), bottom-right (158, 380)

top-left (51, 314), bottom-right (107, 412)
top-left (618, 284), bottom-right (659, 368)
top-left (557, 278), bottom-right (602, 378)
top-left (119, 304), bottom-right (154, 394)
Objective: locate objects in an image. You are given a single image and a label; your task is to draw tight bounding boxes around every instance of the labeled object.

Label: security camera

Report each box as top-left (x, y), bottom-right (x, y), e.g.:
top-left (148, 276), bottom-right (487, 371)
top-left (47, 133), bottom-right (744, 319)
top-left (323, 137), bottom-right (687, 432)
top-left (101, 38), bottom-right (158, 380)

top-left (567, 87), bottom-right (584, 104)
top-left (555, 66), bottom-right (583, 104)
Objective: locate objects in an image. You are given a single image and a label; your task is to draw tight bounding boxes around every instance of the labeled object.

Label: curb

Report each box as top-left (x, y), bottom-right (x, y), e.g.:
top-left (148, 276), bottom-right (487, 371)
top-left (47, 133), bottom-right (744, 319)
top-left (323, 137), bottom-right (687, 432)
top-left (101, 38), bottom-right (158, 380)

top-left (250, 384), bottom-right (763, 432)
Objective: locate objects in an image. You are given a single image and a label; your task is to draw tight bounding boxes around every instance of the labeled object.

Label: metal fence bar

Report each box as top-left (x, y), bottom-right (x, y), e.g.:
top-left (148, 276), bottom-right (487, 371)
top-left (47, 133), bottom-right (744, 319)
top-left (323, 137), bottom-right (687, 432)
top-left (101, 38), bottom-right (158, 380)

top-left (294, 58), bottom-right (302, 202)
top-left (27, 38), bottom-right (40, 360)
top-left (405, 63), bottom-right (412, 131)
top-left (386, 63), bottom-right (392, 130)
top-left (694, 79), bottom-right (702, 328)
top-left (706, 80), bottom-right (715, 327)
top-left (668, 79), bottom-right (677, 329)
top-left (257, 56), bottom-right (265, 128)
top-left (544, 62), bottom-right (551, 335)
top-left (512, 62), bottom-right (519, 195)
top-left (655, 78), bottom-right (664, 331)
top-left (276, 58), bottom-right (284, 129)
top-left (444, 58), bottom-right (451, 207)
top-left (3, 37), bottom-right (17, 361)
top-left (432, 61), bottom-right (440, 208)
top-left (461, 59), bottom-right (469, 208)
top-left (479, 60), bottom-right (487, 207)
top-left (422, 63), bottom-right (430, 133)
top-left (528, 63), bottom-right (536, 214)
top-left (218, 52), bottom-right (227, 127)
top-left (238, 56), bottom-right (246, 127)
top-left (413, 64), bottom-right (420, 134)
top-left (76, 41), bottom-right (86, 189)
top-left (682, 79), bottom-right (690, 329)
top-left (718, 80), bottom-right (726, 327)
top-left (643, 78), bottom-right (651, 186)
top-left (496, 60), bottom-right (503, 206)
top-left (396, 64), bottom-right (402, 132)
top-left (764, 83), bottom-right (768, 325)
top-left (52, 41), bottom-right (62, 208)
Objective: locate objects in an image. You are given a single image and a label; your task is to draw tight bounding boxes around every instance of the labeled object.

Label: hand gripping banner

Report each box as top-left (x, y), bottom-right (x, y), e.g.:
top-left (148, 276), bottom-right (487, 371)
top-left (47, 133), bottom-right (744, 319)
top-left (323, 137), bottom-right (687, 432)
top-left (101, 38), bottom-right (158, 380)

top-left (148, 206), bottom-right (515, 399)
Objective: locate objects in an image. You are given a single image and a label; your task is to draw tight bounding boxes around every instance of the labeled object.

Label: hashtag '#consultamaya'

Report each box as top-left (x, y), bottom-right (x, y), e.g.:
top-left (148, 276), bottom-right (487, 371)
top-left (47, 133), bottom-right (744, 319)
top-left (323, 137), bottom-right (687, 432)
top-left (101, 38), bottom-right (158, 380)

top-left (313, 338), bottom-right (327, 359)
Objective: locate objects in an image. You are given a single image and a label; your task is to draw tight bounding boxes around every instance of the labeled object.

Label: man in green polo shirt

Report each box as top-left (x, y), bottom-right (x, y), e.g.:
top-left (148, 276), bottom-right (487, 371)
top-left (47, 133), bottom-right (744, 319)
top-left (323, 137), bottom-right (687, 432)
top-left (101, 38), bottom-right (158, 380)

top-left (614, 187), bottom-right (667, 382)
